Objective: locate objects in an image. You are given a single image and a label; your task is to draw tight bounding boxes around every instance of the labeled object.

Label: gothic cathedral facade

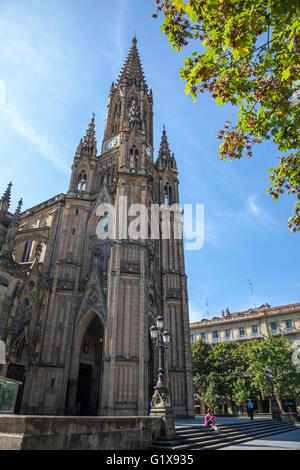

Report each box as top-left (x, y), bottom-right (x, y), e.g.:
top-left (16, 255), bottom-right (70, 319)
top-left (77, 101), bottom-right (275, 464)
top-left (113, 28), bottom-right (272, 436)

top-left (0, 39), bottom-right (194, 417)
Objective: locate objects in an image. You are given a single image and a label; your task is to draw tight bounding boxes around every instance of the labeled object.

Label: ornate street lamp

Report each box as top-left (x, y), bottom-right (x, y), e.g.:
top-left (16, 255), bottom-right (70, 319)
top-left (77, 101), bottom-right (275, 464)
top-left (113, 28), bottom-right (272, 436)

top-left (149, 316), bottom-right (175, 436)
top-left (265, 365), bottom-right (281, 421)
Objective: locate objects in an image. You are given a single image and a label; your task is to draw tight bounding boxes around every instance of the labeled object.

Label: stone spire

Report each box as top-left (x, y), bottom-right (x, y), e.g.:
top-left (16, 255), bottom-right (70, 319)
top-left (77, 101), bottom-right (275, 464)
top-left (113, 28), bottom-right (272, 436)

top-left (0, 182), bottom-right (12, 212)
top-left (116, 37), bottom-right (148, 89)
top-left (158, 126), bottom-right (171, 160)
top-left (156, 126), bottom-right (177, 170)
top-left (76, 114), bottom-right (97, 158)
top-left (0, 198), bottom-right (23, 257)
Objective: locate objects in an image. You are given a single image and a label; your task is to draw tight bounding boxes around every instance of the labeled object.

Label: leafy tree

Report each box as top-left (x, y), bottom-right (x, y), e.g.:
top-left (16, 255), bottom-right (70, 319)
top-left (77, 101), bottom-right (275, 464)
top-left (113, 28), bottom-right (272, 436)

top-left (153, 0), bottom-right (300, 231)
top-left (191, 335), bottom-right (300, 413)
top-left (230, 341), bottom-right (260, 407)
top-left (202, 375), bottom-right (222, 411)
top-left (191, 339), bottom-right (249, 412)
top-left (232, 377), bottom-right (251, 408)
top-left (207, 341), bottom-right (241, 401)
top-left (246, 335), bottom-right (300, 405)
top-left (191, 338), bottom-right (212, 397)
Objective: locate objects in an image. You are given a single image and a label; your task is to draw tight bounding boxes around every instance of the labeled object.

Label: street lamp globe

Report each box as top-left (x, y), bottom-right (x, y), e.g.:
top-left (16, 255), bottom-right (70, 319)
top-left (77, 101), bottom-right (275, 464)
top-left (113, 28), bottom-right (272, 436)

top-left (150, 325), bottom-right (159, 340)
top-left (156, 316), bottom-right (164, 330)
top-left (162, 331), bottom-right (171, 345)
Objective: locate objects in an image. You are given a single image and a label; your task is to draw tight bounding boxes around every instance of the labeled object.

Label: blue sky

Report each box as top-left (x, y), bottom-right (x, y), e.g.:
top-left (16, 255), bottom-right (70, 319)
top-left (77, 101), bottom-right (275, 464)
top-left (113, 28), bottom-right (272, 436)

top-left (0, 0), bottom-right (299, 321)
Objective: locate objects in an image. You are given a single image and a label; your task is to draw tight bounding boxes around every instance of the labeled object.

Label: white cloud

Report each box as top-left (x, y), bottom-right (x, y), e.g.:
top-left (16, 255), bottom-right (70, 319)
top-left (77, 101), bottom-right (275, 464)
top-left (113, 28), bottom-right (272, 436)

top-left (0, 103), bottom-right (68, 173)
top-left (248, 194), bottom-right (264, 218)
top-left (110, 0), bottom-right (129, 75)
top-left (214, 194), bottom-right (278, 230)
top-left (0, 13), bottom-right (70, 82)
top-left (247, 194), bottom-right (278, 226)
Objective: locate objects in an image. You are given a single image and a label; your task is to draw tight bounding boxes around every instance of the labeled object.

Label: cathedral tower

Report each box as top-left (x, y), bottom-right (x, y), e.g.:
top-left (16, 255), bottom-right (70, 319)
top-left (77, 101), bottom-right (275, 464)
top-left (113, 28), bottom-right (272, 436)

top-left (0, 38), bottom-right (194, 418)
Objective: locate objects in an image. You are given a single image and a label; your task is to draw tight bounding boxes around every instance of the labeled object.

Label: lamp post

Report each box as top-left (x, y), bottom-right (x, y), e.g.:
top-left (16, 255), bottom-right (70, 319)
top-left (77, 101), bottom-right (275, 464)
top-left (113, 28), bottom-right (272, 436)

top-left (149, 316), bottom-right (175, 437)
top-left (265, 365), bottom-right (281, 421)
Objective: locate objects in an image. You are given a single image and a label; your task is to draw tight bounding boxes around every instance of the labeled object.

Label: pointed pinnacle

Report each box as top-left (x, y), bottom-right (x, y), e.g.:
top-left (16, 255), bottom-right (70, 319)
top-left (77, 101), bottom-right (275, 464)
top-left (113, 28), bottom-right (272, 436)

top-left (1, 182), bottom-right (12, 210)
top-left (77, 115), bottom-right (97, 157)
top-left (116, 39), bottom-right (148, 89)
top-left (84, 115), bottom-right (96, 140)
top-left (16, 198), bottom-right (23, 214)
top-left (158, 126), bottom-right (171, 159)
top-left (10, 198), bottom-right (22, 226)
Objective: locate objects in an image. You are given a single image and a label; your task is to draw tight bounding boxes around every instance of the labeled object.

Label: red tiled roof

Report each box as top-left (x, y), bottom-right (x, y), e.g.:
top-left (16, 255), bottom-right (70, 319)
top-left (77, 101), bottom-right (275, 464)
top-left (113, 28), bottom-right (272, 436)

top-left (190, 302), bottom-right (300, 327)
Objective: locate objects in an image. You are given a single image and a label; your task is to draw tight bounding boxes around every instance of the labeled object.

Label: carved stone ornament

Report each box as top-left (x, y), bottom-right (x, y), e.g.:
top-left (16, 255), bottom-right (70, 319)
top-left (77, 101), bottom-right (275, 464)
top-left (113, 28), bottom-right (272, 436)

top-left (87, 291), bottom-right (99, 305)
top-left (151, 387), bottom-right (172, 410)
top-left (150, 387), bottom-right (176, 437)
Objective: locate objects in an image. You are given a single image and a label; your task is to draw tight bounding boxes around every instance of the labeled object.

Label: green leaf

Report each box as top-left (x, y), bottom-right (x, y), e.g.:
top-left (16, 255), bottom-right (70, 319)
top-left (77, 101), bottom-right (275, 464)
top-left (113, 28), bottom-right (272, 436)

top-left (172, 0), bottom-right (185, 10)
top-left (186, 3), bottom-right (197, 22)
top-left (282, 68), bottom-right (291, 80)
top-left (157, 0), bottom-right (300, 230)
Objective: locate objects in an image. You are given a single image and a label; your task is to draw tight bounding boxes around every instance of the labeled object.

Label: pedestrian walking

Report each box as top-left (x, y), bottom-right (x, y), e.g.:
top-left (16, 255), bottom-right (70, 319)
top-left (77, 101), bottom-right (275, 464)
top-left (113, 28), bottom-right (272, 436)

top-left (247, 399), bottom-right (254, 420)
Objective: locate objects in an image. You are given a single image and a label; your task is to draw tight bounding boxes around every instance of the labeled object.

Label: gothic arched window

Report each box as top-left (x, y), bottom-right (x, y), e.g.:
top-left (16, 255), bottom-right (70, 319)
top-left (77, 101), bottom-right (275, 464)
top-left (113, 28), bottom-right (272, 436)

top-left (77, 172), bottom-right (87, 192)
top-left (21, 240), bottom-right (33, 263)
top-left (114, 100), bottom-right (121, 117)
top-left (112, 99), bottom-right (121, 136)
top-left (129, 146), bottom-right (138, 169)
top-left (164, 183), bottom-right (172, 205)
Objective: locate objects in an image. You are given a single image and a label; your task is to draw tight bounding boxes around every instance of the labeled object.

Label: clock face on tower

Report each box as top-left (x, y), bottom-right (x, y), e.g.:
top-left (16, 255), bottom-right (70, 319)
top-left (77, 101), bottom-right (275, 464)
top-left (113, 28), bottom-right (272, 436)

top-left (104, 137), bottom-right (118, 152)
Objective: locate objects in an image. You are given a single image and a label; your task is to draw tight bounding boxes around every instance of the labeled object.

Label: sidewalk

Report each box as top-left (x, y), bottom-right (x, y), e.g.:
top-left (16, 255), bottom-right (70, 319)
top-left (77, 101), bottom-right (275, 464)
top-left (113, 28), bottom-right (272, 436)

top-left (175, 416), bottom-right (300, 450)
top-left (222, 428), bottom-right (300, 450)
top-left (175, 416), bottom-right (272, 426)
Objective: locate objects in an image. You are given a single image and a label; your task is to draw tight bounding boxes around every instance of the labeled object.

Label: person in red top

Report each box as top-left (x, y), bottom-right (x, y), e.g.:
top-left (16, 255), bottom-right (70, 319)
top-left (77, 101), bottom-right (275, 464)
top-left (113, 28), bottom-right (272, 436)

top-left (205, 409), bottom-right (218, 430)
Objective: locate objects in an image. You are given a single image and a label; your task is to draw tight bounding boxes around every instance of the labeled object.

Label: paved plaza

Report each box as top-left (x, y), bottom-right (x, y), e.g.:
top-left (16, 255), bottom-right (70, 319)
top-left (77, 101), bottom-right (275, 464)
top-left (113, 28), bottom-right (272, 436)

top-left (175, 416), bottom-right (300, 450)
top-left (222, 429), bottom-right (300, 450)
top-left (176, 415), bottom-right (270, 427)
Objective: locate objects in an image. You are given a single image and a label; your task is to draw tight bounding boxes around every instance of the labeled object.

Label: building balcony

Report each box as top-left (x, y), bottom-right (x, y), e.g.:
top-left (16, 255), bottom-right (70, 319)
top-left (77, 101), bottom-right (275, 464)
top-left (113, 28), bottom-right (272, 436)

top-left (269, 329), bottom-right (281, 335)
top-left (236, 334), bottom-right (247, 340)
top-left (251, 332), bottom-right (262, 338)
top-left (284, 327), bottom-right (296, 334)
top-left (224, 336), bottom-right (233, 341)
top-left (211, 337), bottom-right (220, 343)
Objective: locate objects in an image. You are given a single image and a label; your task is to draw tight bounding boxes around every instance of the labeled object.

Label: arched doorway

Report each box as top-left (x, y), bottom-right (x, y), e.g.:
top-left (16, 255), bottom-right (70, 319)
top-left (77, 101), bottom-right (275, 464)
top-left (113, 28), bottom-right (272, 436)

top-left (75, 315), bottom-right (104, 415)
